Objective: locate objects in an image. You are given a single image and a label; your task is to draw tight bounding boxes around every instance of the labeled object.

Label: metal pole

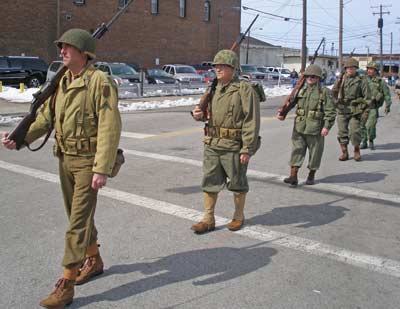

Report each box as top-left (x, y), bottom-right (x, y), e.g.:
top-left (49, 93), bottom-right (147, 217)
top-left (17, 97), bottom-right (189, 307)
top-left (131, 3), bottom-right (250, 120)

top-left (301, 0), bottom-right (307, 71)
top-left (339, 0), bottom-right (343, 72)
top-left (246, 30), bottom-right (250, 64)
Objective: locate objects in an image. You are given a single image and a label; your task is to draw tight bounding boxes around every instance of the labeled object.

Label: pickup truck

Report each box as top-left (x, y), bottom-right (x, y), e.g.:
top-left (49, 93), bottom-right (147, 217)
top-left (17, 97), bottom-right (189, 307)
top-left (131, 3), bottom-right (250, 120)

top-left (0, 56), bottom-right (48, 88)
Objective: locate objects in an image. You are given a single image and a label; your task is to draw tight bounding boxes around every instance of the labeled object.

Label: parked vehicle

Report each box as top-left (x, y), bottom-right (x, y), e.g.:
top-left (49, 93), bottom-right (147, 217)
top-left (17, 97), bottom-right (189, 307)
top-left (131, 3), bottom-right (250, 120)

top-left (257, 67), bottom-right (280, 80)
top-left (94, 62), bottom-right (140, 86)
top-left (192, 64), bottom-right (216, 83)
top-left (145, 68), bottom-right (177, 84)
top-left (240, 65), bottom-right (265, 80)
top-left (0, 56), bottom-right (48, 88)
top-left (263, 66), bottom-right (291, 80)
top-left (46, 60), bottom-right (63, 81)
top-left (162, 64), bottom-right (203, 83)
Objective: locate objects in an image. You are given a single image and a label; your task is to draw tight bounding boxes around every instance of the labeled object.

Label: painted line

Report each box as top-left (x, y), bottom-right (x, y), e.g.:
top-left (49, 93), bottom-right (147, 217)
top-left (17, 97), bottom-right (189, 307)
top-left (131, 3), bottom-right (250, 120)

top-left (0, 159), bottom-right (399, 278)
top-left (123, 149), bottom-right (400, 205)
top-left (121, 131), bottom-right (156, 139)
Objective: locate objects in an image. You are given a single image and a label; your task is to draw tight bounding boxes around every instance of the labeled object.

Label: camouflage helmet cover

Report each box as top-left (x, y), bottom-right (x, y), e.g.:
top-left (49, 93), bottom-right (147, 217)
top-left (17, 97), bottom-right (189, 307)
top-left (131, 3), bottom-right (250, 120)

top-left (304, 64), bottom-right (322, 78)
top-left (344, 57), bottom-right (359, 68)
top-left (212, 50), bottom-right (239, 69)
top-left (55, 28), bottom-right (96, 59)
top-left (366, 61), bottom-right (379, 71)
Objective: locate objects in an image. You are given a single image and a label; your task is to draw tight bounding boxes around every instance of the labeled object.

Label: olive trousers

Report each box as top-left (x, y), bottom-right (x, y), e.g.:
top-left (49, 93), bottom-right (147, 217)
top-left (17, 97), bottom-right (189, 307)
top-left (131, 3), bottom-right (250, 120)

top-left (59, 154), bottom-right (98, 268)
top-left (360, 108), bottom-right (378, 142)
top-left (289, 129), bottom-right (324, 170)
top-left (336, 112), bottom-right (362, 146)
top-left (202, 145), bottom-right (249, 193)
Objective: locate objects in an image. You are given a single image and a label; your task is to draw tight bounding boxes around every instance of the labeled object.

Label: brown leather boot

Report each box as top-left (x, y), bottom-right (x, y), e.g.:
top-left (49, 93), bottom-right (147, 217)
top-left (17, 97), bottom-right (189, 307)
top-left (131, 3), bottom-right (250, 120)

top-left (354, 146), bottom-right (361, 161)
top-left (75, 253), bottom-right (104, 285)
top-left (191, 192), bottom-right (217, 234)
top-left (283, 166), bottom-right (299, 186)
top-left (228, 193), bottom-right (246, 231)
top-left (338, 144), bottom-right (349, 161)
top-left (305, 170), bottom-right (316, 185)
top-left (39, 278), bottom-right (74, 308)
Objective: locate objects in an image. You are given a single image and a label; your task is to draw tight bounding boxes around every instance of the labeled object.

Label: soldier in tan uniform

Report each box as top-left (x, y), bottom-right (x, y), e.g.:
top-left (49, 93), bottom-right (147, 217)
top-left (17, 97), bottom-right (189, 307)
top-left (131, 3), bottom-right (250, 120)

top-left (191, 50), bottom-right (261, 234)
top-left (2, 29), bottom-right (121, 308)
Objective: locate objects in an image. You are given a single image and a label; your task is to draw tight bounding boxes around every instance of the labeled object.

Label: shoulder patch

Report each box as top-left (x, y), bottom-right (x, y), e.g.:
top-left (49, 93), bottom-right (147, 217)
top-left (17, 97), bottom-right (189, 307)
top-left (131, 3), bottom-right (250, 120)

top-left (103, 84), bottom-right (110, 98)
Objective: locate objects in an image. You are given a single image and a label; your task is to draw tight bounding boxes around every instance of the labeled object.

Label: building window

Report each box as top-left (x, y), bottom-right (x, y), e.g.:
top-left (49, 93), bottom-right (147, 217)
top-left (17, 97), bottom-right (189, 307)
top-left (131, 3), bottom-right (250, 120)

top-left (118, 0), bottom-right (128, 9)
top-left (73, 0), bottom-right (85, 5)
top-left (179, 0), bottom-right (186, 18)
top-left (151, 0), bottom-right (159, 14)
top-left (204, 1), bottom-right (211, 22)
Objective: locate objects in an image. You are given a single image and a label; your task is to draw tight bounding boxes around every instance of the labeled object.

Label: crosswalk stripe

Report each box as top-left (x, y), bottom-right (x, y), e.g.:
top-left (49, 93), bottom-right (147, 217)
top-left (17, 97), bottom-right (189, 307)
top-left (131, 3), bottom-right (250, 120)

top-left (0, 159), bottom-right (399, 279)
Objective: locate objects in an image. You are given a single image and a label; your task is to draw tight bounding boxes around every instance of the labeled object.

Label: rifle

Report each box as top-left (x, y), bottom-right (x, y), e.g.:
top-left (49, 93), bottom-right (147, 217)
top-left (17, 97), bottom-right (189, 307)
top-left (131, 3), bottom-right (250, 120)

top-left (277, 37), bottom-right (325, 119)
top-left (193, 14), bottom-right (260, 121)
top-left (8, 0), bottom-right (133, 150)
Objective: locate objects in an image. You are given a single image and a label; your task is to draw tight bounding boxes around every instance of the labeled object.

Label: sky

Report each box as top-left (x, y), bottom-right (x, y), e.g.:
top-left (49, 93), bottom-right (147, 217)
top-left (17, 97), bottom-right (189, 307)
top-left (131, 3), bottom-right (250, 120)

top-left (241, 0), bottom-right (400, 55)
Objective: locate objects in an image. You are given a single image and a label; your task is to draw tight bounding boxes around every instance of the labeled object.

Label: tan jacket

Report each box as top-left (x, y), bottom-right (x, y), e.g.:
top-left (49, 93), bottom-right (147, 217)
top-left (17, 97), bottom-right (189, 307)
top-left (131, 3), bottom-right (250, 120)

top-left (25, 65), bottom-right (122, 176)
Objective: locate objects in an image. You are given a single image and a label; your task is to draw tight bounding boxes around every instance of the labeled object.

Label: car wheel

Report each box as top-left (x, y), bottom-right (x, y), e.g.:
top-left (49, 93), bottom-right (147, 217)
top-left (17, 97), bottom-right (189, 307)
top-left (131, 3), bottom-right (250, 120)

top-left (27, 76), bottom-right (42, 88)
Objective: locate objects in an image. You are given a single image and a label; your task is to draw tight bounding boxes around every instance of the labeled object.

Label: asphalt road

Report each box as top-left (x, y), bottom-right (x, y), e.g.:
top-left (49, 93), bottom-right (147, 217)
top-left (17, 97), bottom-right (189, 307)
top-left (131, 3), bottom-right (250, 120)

top-left (0, 92), bottom-right (399, 308)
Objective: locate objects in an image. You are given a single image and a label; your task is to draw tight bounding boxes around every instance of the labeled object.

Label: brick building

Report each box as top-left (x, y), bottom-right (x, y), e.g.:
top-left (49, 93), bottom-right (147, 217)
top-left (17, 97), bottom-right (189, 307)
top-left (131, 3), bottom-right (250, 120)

top-left (0, 0), bottom-right (241, 68)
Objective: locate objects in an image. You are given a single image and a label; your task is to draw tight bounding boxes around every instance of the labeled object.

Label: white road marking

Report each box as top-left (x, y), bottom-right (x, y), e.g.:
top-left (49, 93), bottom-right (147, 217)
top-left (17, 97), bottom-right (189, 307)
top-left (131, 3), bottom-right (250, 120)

top-left (0, 159), bottom-right (400, 279)
top-left (121, 131), bottom-right (156, 139)
top-left (124, 149), bottom-right (400, 204)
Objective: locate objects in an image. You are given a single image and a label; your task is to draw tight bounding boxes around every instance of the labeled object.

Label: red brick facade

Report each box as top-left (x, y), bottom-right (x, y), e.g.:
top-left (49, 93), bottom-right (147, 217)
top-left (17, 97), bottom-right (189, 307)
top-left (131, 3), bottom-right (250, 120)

top-left (0, 0), bottom-right (241, 68)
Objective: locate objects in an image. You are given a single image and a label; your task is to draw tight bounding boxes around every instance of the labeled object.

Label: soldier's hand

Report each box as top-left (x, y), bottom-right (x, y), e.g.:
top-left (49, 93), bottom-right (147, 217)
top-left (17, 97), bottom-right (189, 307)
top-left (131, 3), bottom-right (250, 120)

top-left (277, 113), bottom-right (285, 121)
top-left (321, 128), bottom-right (329, 137)
top-left (92, 173), bottom-right (107, 190)
top-left (1, 132), bottom-right (17, 150)
top-left (191, 107), bottom-right (203, 121)
top-left (240, 153), bottom-right (250, 164)
top-left (384, 106), bottom-right (390, 115)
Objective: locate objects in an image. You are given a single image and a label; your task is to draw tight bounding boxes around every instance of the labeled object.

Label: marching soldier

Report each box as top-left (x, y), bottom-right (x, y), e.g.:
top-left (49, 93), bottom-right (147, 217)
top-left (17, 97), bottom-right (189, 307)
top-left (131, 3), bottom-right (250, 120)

top-left (332, 58), bottom-right (370, 161)
top-left (360, 61), bottom-right (392, 150)
top-left (278, 64), bottom-right (336, 186)
top-left (191, 49), bottom-right (261, 233)
top-left (2, 29), bottom-right (122, 308)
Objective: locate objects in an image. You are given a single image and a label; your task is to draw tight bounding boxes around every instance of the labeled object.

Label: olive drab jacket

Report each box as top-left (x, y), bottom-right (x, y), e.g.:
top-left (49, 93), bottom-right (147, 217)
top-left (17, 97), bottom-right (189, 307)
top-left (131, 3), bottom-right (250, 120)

top-left (205, 78), bottom-right (260, 155)
top-left (25, 65), bottom-right (122, 176)
top-left (294, 84), bottom-right (336, 135)
top-left (364, 75), bottom-right (392, 108)
top-left (336, 74), bottom-right (370, 115)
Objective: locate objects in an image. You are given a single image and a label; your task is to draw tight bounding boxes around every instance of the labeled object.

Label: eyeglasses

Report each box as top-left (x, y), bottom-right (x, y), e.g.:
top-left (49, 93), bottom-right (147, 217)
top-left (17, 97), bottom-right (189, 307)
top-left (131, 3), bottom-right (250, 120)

top-left (306, 75), bottom-right (318, 79)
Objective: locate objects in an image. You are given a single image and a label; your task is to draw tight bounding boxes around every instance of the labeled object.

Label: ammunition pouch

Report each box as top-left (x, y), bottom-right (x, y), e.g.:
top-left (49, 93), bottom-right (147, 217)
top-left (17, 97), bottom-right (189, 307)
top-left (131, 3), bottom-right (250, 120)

top-left (110, 148), bottom-right (125, 178)
top-left (54, 134), bottom-right (97, 156)
top-left (350, 100), bottom-right (368, 116)
top-left (307, 110), bottom-right (323, 119)
top-left (204, 126), bottom-right (242, 141)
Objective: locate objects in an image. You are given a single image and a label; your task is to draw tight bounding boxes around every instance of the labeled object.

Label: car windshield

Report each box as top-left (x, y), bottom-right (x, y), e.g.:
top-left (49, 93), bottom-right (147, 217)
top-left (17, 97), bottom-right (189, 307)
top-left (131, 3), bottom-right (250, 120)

top-left (175, 66), bottom-right (197, 74)
top-left (241, 65), bottom-right (258, 72)
top-left (110, 64), bottom-right (137, 75)
top-left (148, 69), bottom-right (171, 77)
top-left (280, 68), bottom-right (291, 74)
top-left (198, 71), bottom-right (216, 78)
top-left (257, 68), bottom-right (268, 73)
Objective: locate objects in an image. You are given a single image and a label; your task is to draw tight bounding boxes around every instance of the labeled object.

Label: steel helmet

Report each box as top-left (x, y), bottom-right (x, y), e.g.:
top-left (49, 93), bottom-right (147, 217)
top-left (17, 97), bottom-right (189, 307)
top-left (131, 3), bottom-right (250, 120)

top-left (304, 64), bottom-right (322, 78)
top-left (212, 50), bottom-right (239, 69)
top-left (366, 61), bottom-right (379, 71)
top-left (55, 28), bottom-right (96, 59)
top-left (344, 57), bottom-right (359, 69)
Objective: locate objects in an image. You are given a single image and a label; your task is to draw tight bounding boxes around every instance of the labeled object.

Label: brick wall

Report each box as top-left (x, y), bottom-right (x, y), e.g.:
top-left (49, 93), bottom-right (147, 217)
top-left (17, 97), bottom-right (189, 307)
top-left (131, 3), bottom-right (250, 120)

top-left (0, 0), bottom-right (241, 68)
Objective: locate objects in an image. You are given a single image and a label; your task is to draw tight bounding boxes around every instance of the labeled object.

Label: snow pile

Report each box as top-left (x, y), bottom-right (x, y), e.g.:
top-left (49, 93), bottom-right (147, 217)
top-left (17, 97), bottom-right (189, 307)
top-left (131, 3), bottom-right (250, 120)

top-left (119, 97), bottom-right (200, 112)
top-left (0, 86), bottom-right (40, 103)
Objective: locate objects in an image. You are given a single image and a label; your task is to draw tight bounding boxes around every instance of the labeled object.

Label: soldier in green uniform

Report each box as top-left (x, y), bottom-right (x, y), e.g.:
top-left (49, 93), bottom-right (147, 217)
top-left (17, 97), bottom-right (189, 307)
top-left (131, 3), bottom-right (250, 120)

top-left (332, 58), bottom-right (370, 161)
top-left (2, 29), bottom-right (121, 308)
top-left (191, 50), bottom-right (261, 234)
top-left (360, 61), bottom-right (392, 150)
top-left (278, 64), bottom-right (336, 186)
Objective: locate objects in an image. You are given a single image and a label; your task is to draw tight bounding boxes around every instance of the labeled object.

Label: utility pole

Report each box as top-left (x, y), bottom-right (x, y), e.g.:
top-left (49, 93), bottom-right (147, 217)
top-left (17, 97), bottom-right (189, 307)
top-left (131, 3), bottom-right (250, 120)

top-left (331, 42), bottom-right (334, 56)
top-left (338, 0), bottom-right (343, 72)
top-left (301, 0), bottom-right (307, 71)
top-left (322, 39), bottom-right (326, 55)
top-left (372, 4), bottom-right (390, 73)
top-left (246, 30), bottom-right (250, 64)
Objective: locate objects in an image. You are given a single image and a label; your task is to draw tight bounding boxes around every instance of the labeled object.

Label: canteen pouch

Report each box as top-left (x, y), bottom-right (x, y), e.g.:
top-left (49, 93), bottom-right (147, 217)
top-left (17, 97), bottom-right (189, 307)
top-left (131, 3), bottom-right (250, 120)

top-left (110, 148), bottom-right (125, 178)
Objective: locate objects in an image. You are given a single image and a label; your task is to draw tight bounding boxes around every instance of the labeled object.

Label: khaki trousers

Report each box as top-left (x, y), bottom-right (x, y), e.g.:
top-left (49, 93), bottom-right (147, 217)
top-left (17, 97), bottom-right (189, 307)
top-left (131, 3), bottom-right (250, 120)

top-left (59, 154), bottom-right (98, 267)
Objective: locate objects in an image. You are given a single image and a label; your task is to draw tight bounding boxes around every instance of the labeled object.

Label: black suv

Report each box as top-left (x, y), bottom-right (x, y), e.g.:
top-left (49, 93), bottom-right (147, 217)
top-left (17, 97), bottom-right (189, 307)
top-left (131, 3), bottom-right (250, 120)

top-left (0, 56), bottom-right (48, 88)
